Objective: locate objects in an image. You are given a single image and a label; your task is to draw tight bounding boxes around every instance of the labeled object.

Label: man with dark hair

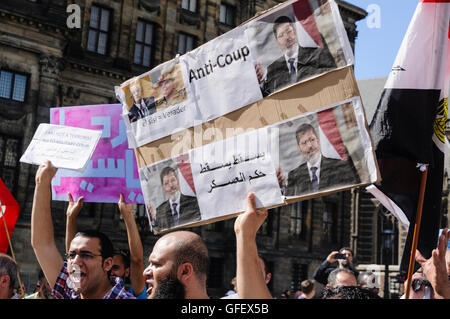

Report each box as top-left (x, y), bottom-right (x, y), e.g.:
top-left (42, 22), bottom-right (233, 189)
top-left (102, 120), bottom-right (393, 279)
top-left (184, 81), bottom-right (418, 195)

top-left (31, 161), bottom-right (135, 299)
top-left (147, 166), bottom-right (201, 232)
top-left (25, 269), bottom-right (56, 299)
top-left (143, 230), bottom-right (210, 299)
top-left (313, 247), bottom-right (359, 286)
top-left (255, 15), bottom-right (337, 97)
top-left (279, 123), bottom-right (360, 196)
top-left (0, 253), bottom-right (18, 299)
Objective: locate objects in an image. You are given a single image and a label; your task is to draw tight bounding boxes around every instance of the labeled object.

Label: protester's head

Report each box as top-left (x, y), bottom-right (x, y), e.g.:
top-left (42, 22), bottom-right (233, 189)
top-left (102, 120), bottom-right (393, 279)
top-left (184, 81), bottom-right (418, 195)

top-left (273, 15), bottom-right (298, 56)
top-left (357, 271), bottom-right (379, 295)
top-left (160, 167), bottom-right (180, 201)
top-left (158, 64), bottom-right (177, 99)
top-left (111, 250), bottom-right (131, 280)
top-left (130, 80), bottom-right (143, 103)
top-left (66, 230), bottom-right (114, 295)
top-left (300, 279), bottom-right (316, 299)
top-left (338, 247), bottom-right (354, 268)
top-left (258, 256), bottom-right (272, 285)
top-left (36, 269), bottom-right (54, 299)
top-left (0, 253), bottom-right (17, 299)
top-left (295, 123), bottom-right (321, 163)
top-left (326, 268), bottom-right (357, 289)
top-left (143, 230), bottom-right (210, 299)
top-left (322, 285), bottom-right (381, 299)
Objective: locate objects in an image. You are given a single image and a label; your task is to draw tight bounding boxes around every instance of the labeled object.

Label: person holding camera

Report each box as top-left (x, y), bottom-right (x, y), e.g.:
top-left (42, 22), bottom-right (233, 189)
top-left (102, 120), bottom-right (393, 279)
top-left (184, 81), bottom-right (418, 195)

top-left (313, 247), bottom-right (359, 286)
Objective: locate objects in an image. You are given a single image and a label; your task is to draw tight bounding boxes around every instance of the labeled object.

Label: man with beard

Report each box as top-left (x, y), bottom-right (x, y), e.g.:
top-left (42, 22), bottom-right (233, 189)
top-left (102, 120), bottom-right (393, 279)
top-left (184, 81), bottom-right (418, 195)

top-left (313, 247), bottom-right (359, 286)
top-left (31, 161), bottom-right (135, 299)
top-left (148, 166), bottom-right (201, 232)
top-left (278, 123), bottom-right (360, 196)
top-left (143, 230), bottom-right (209, 299)
top-left (255, 15), bottom-right (336, 97)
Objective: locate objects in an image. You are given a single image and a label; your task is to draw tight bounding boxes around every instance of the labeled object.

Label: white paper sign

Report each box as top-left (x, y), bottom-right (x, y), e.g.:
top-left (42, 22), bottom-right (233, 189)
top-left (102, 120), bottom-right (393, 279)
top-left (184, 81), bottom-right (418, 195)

top-left (189, 128), bottom-right (283, 220)
top-left (20, 124), bottom-right (102, 171)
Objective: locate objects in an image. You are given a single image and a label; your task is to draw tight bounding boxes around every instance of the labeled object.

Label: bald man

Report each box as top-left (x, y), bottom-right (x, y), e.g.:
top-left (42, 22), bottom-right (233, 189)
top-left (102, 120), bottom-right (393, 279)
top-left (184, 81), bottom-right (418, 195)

top-left (143, 231), bottom-right (210, 299)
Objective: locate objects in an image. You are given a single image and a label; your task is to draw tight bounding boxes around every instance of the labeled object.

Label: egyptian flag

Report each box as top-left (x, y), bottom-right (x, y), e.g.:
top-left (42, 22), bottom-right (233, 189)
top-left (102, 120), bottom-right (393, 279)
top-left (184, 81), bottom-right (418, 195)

top-left (368, 0), bottom-right (450, 277)
top-left (0, 178), bottom-right (20, 253)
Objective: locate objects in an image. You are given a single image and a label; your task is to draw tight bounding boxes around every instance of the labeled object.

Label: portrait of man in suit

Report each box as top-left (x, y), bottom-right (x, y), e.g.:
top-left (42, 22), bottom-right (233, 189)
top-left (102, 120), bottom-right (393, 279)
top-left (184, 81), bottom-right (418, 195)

top-left (279, 123), bottom-right (360, 196)
top-left (155, 63), bottom-right (187, 110)
top-left (255, 15), bottom-right (337, 97)
top-left (127, 80), bottom-right (156, 123)
top-left (147, 166), bottom-right (201, 232)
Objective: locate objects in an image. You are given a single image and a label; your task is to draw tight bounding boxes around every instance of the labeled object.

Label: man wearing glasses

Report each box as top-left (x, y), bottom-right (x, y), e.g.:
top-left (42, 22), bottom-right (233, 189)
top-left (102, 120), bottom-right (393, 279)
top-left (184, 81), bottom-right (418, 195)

top-left (31, 161), bottom-right (135, 299)
top-left (255, 15), bottom-right (336, 97)
top-left (278, 123), bottom-right (359, 196)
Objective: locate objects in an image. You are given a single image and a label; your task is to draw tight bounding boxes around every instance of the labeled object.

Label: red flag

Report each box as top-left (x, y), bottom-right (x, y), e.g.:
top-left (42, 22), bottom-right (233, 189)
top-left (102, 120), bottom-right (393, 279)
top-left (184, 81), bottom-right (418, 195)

top-left (0, 178), bottom-right (20, 253)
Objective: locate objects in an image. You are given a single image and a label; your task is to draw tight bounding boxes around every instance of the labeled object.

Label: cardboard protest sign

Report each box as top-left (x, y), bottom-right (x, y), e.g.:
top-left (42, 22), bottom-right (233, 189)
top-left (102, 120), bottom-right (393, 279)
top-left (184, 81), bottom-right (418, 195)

top-left (116, 0), bottom-right (353, 147)
top-left (0, 178), bottom-right (20, 253)
top-left (49, 104), bottom-right (144, 203)
top-left (117, 0), bottom-right (380, 234)
top-left (20, 124), bottom-right (101, 171)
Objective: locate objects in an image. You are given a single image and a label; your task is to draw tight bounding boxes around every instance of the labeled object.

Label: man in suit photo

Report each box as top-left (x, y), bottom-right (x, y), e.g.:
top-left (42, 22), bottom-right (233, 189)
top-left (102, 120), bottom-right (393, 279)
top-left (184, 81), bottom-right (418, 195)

top-left (147, 166), bottom-right (201, 233)
top-left (127, 80), bottom-right (156, 123)
top-left (279, 123), bottom-right (360, 196)
top-left (255, 15), bottom-right (337, 97)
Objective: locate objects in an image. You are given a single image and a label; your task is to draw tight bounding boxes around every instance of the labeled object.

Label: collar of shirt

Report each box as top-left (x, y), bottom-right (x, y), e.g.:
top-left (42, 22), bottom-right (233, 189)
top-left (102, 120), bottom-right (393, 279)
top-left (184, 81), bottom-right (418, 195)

top-left (307, 154), bottom-right (322, 183)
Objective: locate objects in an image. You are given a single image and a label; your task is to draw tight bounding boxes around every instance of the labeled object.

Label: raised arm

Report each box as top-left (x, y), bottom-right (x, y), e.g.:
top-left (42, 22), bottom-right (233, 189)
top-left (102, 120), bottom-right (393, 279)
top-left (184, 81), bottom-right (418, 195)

top-left (31, 161), bottom-right (64, 288)
top-left (234, 193), bottom-right (272, 299)
top-left (65, 193), bottom-right (84, 252)
top-left (118, 194), bottom-right (146, 297)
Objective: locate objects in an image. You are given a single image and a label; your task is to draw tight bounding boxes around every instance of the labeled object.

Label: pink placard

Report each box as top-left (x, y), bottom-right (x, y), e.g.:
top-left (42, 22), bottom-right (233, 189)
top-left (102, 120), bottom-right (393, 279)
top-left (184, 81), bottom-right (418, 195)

top-left (50, 104), bottom-right (143, 203)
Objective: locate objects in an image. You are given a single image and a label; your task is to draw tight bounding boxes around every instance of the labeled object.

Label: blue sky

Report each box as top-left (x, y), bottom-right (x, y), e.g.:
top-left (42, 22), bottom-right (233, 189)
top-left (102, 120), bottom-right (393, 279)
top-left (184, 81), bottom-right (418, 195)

top-left (348, 0), bottom-right (418, 79)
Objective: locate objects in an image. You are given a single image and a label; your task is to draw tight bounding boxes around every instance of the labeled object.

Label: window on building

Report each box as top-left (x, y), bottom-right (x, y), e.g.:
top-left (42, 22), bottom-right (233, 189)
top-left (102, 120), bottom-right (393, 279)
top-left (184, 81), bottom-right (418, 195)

top-left (290, 201), bottom-right (307, 240)
top-left (0, 71), bottom-right (27, 102)
top-left (207, 257), bottom-right (224, 289)
top-left (181, 0), bottom-right (197, 12)
top-left (87, 5), bottom-right (111, 55)
top-left (219, 3), bottom-right (235, 26)
top-left (0, 136), bottom-right (21, 194)
top-left (291, 262), bottom-right (308, 292)
top-left (323, 201), bottom-right (337, 243)
top-left (134, 20), bottom-right (154, 67)
top-left (177, 33), bottom-right (195, 54)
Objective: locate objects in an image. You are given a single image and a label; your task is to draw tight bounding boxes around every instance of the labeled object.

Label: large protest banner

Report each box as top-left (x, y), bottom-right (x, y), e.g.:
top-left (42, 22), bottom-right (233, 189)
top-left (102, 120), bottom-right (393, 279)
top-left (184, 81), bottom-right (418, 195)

top-left (116, 0), bottom-right (354, 147)
top-left (116, 0), bottom-right (380, 234)
top-left (49, 104), bottom-right (144, 203)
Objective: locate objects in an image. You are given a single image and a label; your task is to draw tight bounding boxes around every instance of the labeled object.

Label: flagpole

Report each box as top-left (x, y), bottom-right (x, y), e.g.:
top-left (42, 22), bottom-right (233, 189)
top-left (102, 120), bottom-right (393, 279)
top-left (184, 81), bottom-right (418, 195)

top-left (404, 164), bottom-right (428, 299)
top-left (0, 203), bottom-right (24, 297)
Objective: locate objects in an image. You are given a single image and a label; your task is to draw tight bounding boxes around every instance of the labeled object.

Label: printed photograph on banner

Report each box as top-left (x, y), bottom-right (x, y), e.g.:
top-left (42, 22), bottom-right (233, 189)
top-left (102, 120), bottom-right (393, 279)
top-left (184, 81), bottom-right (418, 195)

top-left (189, 128), bottom-right (284, 221)
top-left (118, 60), bottom-right (197, 147)
top-left (273, 99), bottom-right (375, 198)
top-left (139, 154), bottom-right (201, 234)
top-left (49, 104), bottom-right (144, 204)
top-left (246, 0), bottom-right (353, 97)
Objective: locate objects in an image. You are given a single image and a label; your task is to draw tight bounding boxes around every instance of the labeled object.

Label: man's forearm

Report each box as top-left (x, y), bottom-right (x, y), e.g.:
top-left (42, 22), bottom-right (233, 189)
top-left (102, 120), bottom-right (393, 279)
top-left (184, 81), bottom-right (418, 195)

top-left (236, 234), bottom-right (271, 299)
top-left (65, 215), bottom-right (77, 253)
top-left (31, 183), bottom-right (55, 248)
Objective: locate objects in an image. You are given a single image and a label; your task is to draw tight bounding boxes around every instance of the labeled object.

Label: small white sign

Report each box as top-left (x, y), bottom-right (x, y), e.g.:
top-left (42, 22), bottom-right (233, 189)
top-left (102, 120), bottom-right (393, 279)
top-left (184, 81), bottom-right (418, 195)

top-left (20, 124), bottom-right (102, 172)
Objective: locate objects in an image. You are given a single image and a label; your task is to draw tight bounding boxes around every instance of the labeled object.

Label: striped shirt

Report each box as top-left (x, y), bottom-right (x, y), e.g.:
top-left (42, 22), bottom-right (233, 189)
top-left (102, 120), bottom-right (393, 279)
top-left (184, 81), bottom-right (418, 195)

top-left (52, 262), bottom-right (135, 299)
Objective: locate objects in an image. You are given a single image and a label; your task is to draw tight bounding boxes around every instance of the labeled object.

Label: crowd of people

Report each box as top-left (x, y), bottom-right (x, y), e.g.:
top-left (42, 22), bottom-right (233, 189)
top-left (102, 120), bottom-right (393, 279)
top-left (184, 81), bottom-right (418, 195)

top-left (0, 160), bottom-right (449, 300)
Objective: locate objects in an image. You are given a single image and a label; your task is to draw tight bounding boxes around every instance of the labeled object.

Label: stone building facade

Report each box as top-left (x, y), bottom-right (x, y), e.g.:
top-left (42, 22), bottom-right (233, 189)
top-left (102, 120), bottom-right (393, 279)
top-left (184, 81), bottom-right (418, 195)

top-left (0, 0), bottom-right (367, 297)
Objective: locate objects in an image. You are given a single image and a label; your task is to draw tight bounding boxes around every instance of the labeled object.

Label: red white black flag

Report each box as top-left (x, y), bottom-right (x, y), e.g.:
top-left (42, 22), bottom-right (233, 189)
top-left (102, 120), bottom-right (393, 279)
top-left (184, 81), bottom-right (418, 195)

top-left (368, 0), bottom-right (450, 276)
top-left (0, 178), bottom-right (20, 253)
